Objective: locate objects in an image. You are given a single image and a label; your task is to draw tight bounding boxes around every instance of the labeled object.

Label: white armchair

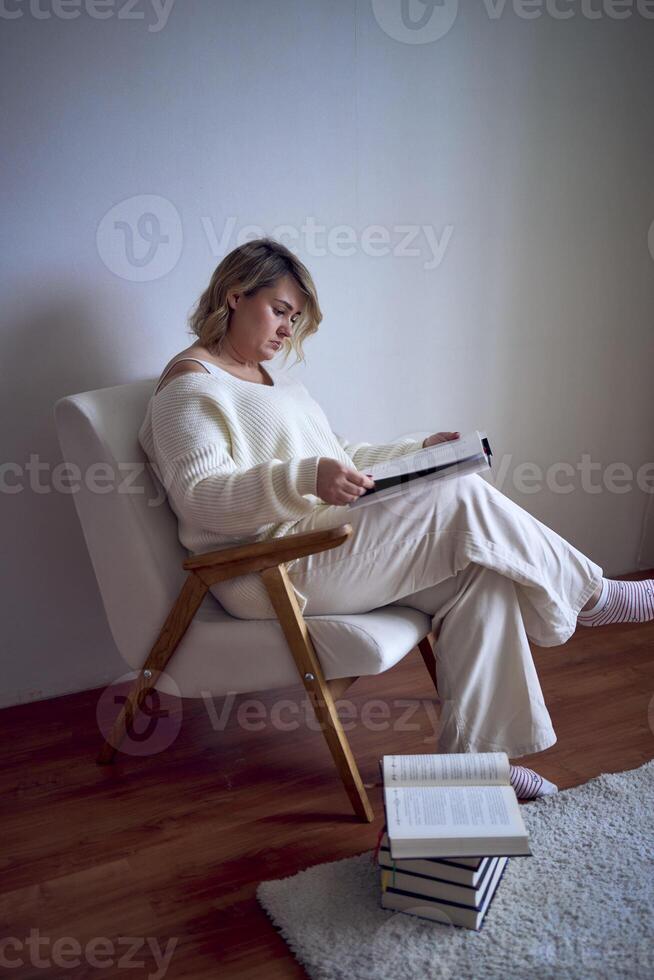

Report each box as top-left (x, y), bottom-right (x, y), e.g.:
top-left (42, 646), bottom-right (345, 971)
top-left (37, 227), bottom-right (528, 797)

top-left (54, 379), bottom-right (438, 822)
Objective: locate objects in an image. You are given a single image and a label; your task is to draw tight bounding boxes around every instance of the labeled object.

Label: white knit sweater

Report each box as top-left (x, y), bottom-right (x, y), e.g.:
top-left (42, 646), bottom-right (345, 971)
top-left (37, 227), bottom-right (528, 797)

top-left (138, 360), bottom-right (424, 613)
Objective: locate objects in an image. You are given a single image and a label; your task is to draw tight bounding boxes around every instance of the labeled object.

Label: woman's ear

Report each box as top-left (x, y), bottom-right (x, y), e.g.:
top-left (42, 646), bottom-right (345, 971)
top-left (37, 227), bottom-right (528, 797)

top-left (226, 289), bottom-right (241, 312)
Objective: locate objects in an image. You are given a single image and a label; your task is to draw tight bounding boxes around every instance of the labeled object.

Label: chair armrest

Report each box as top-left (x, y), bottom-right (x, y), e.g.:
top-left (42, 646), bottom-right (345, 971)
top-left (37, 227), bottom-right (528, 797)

top-left (182, 523), bottom-right (353, 573)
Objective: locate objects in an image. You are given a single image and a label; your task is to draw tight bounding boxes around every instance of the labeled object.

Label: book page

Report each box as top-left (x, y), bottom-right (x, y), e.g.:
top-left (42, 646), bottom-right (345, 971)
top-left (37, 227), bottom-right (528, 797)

top-left (363, 431), bottom-right (484, 482)
top-left (383, 753), bottom-right (510, 787)
top-left (385, 785), bottom-right (526, 840)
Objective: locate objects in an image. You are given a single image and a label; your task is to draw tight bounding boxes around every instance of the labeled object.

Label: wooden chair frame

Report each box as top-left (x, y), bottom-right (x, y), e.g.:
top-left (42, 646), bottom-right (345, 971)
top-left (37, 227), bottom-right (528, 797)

top-left (97, 523), bottom-right (438, 822)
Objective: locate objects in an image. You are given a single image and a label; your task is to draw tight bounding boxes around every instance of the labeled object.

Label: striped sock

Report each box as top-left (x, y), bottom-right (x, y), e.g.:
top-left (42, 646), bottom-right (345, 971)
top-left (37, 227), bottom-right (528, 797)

top-left (509, 765), bottom-right (558, 801)
top-left (577, 577), bottom-right (654, 627)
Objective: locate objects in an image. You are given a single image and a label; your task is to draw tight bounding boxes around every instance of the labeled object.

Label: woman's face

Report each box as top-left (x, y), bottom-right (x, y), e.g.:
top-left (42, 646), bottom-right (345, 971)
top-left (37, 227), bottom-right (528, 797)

top-left (225, 274), bottom-right (304, 363)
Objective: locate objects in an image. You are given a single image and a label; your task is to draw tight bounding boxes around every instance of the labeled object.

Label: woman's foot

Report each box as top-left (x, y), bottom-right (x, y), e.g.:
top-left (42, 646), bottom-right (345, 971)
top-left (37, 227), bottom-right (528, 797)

top-left (510, 764), bottom-right (558, 801)
top-left (578, 577), bottom-right (654, 627)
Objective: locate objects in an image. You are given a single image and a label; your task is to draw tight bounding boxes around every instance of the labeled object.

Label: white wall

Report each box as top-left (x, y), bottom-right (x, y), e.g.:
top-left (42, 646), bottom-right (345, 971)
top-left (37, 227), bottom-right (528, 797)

top-left (1, 0), bottom-right (653, 708)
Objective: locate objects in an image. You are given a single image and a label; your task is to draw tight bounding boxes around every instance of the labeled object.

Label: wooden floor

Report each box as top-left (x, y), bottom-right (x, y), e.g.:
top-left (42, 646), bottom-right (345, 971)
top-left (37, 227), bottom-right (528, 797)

top-left (2, 608), bottom-right (653, 979)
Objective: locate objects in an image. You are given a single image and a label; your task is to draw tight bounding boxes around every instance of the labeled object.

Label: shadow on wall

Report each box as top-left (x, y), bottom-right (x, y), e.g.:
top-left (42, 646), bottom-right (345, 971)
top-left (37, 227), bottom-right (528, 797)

top-left (0, 280), bottom-right (150, 708)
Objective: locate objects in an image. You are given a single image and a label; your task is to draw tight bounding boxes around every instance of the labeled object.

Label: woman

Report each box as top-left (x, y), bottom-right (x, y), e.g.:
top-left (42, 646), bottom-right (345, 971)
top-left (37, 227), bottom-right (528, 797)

top-left (138, 238), bottom-right (654, 799)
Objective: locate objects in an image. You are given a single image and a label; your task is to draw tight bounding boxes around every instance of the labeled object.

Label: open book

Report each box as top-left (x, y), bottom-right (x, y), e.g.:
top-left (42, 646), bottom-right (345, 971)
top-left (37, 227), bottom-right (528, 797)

top-left (348, 430), bottom-right (492, 509)
top-left (382, 752), bottom-right (531, 859)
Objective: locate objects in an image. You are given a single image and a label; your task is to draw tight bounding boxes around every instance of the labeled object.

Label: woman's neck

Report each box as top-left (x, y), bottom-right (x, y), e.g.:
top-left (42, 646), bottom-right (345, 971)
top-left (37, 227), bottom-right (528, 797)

top-left (191, 343), bottom-right (272, 385)
top-left (219, 335), bottom-right (259, 371)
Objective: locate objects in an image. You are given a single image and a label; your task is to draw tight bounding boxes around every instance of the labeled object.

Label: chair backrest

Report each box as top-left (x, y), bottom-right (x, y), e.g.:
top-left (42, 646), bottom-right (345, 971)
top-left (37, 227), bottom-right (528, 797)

top-left (54, 379), bottom-right (202, 665)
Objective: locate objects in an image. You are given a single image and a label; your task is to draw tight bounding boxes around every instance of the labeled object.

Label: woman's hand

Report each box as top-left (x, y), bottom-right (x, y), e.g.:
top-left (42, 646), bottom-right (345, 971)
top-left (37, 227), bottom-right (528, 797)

top-left (316, 458), bottom-right (375, 505)
top-left (422, 431), bottom-right (460, 448)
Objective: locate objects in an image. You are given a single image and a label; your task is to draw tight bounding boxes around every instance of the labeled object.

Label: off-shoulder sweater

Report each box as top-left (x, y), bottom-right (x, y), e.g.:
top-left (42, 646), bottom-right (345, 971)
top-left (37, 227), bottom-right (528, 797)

top-left (138, 358), bottom-right (424, 614)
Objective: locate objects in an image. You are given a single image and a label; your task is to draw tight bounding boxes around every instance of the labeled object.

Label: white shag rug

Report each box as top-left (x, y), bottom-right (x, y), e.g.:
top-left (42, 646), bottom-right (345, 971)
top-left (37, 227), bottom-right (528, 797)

top-left (257, 761), bottom-right (654, 980)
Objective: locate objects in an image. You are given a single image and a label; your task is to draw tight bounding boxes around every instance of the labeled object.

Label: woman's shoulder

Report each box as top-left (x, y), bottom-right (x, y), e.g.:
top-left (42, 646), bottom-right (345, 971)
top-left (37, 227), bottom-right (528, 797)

top-left (154, 345), bottom-right (215, 392)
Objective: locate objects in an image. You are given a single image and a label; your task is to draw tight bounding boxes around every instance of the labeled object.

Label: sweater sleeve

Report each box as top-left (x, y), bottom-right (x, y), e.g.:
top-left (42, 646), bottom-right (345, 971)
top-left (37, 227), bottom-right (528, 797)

top-left (150, 385), bottom-right (321, 538)
top-left (332, 432), bottom-right (426, 470)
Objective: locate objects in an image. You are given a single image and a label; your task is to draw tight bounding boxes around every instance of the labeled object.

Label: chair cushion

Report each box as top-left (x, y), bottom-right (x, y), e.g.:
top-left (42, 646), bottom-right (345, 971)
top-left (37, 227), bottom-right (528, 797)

top-left (139, 595), bottom-right (432, 698)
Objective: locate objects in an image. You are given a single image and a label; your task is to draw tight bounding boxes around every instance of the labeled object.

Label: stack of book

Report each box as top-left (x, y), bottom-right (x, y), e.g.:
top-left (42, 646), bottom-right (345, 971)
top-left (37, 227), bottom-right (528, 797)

top-left (378, 832), bottom-right (508, 931)
top-left (378, 752), bottom-right (531, 931)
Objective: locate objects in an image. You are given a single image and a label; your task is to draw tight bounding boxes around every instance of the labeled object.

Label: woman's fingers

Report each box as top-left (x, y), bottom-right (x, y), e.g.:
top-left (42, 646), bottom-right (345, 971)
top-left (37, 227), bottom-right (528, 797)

top-left (344, 471), bottom-right (374, 501)
top-left (349, 471), bottom-right (374, 490)
top-left (344, 481), bottom-right (368, 498)
top-left (432, 431), bottom-right (460, 444)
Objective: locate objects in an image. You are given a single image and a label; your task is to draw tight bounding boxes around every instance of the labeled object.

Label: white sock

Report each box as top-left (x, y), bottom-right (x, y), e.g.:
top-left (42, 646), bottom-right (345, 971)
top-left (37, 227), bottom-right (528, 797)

top-left (578, 577), bottom-right (654, 626)
top-left (509, 764), bottom-right (558, 801)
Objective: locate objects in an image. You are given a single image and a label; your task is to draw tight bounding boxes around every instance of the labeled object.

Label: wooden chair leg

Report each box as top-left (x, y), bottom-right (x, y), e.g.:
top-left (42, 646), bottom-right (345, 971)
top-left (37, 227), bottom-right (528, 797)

top-left (326, 676), bottom-right (359, 700)
top-left (97, 572), bottom-right (209, 765)
top-left (261, 565), bottom-right (374, 822)
top-left (418, 633), bottom-right (438, 695)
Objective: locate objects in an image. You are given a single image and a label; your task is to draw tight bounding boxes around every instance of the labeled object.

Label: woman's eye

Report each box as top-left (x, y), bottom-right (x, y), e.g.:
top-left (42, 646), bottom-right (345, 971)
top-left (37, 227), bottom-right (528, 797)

top-left (274, 308), bottom-right (299, 326)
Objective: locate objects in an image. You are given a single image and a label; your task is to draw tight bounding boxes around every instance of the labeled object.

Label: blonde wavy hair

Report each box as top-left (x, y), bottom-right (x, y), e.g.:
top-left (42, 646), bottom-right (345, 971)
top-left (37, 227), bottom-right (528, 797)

top-left (187, 238), bottom-right (323, 367)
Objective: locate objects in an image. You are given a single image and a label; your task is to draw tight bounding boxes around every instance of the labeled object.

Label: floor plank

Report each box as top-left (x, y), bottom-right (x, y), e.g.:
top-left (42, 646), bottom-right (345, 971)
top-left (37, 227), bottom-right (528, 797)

top-left (2, 597), bottom-right (653, 979)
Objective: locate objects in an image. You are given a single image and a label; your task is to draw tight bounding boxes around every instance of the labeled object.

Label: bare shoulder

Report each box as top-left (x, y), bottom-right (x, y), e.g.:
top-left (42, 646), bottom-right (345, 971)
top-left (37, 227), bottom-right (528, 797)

top-left (155, 348), bottom-right (212, 393)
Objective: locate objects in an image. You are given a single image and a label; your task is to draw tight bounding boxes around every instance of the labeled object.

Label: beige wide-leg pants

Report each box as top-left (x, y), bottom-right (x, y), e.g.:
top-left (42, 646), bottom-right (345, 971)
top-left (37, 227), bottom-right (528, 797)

top-left (213, 473), bottom-right (604, 758)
